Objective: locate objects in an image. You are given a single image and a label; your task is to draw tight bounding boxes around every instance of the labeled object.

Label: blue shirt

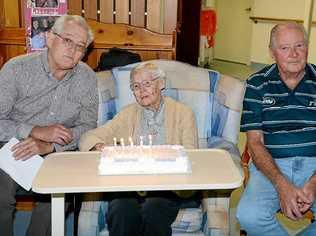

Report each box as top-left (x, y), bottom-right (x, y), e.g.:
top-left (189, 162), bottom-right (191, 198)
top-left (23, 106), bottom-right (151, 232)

top-left (241, 63), bottom-right (316, 158)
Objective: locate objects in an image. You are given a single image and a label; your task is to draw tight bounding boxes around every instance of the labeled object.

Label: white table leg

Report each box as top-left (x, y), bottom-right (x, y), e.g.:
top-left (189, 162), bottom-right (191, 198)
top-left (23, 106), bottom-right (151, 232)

top-left (51, 193), bottom-right (65, 236)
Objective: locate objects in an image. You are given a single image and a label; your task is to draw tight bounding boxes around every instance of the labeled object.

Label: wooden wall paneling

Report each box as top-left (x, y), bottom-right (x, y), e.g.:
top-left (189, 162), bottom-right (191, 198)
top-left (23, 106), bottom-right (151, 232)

top-left (85, 49), bottom-right (173, 68)
top-left (0, 0), bottom-right (5, 29)
top-left (115, 0), bottom-right (129, 24)
top-left (68, 0), bottom-right (82, 16)
top-left (131, 0), bottom-right (145, 27)
top-left (147, 0), bottom-right (163, 33)
top-left (83, 0), bottom-right (98, 20)
top-left (0, 45), bottom-right (25, 64)
top-left (84, 49), bottom-right (99, 69)
top-left (156, 51), bottom-right (173, 59)
top-left (163, 0), bottom-right (177, 34)
top-left (0, 20), bottom-right (175, 68)
top-left (19, 0), bottom-right (25, 27)
top-left (4, 0), bottom-right (20, 27)
top-left (136, 50), bottom-right (172, 61)
top-left (100, 0), bottom-right (114, 23)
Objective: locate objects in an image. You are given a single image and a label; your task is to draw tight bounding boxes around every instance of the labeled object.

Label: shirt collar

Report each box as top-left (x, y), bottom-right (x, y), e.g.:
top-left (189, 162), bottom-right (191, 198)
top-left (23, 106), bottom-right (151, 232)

top-left (269, 63), bottom-right (316, 81)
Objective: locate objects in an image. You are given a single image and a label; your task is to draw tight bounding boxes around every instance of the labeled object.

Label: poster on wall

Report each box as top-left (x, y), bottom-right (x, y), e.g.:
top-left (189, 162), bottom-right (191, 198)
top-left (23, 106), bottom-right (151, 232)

top-left (25, 0), bottom-right (67, 52)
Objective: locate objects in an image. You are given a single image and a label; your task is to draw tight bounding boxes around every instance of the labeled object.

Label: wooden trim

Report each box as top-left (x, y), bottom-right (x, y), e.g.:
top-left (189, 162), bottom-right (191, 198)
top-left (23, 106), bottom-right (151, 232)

top-left (249, 16), bottom-right (316, 27)
top-left (89, 20), bottom-right (173, 50)
top-left (0, 20), bottom-right (174, 48)
top-left (0, 27), bottom-right (26, 45)
top-left (0, 0), bottom-right (5, 29)
top-left (0, 20), bottom-right (176, 66)
top-left (115, 0), bottom-right (129, 24)
top-left (84, 0), bottom-right (98, 20)
top-left (250, 16), bottom-right (303, 24)
top-left (131, 0), bottom-right (145, 27)
top-left (68, 0), bottom-right (83, 16)
top-left (100, 0), bottom-right (114, 23)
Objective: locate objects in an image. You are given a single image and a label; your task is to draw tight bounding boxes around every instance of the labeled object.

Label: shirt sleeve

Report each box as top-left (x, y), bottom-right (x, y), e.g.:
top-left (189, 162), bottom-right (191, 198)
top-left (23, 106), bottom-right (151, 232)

top-left (0, 61), bottom-right (35, 141)
top-left (79, 107), bottom-right (130, 151)
top-left (240, 80), bottom-right (263, 132)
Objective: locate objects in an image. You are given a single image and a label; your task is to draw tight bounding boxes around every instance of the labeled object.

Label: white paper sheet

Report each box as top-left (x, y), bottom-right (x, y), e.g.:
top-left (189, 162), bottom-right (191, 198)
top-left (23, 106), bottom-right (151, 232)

top-left (0, 138), bottom-right (44, 191)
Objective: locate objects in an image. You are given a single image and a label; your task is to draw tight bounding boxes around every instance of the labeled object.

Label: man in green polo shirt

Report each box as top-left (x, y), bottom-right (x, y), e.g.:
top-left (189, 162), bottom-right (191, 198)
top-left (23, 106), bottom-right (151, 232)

top-left (236, 22), bottom-right (316, 235)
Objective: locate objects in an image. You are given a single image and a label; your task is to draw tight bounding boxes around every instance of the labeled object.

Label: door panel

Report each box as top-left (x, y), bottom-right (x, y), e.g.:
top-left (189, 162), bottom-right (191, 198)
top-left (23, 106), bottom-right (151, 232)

top-left (214, 0), bottom-right (252, 64)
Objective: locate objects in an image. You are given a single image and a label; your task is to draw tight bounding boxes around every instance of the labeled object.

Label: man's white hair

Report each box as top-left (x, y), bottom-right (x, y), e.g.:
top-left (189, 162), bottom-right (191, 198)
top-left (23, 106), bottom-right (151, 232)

top-left (269, 22), bottom-right (308, 49)
top-left (51, 15), bottom-right (94, 47)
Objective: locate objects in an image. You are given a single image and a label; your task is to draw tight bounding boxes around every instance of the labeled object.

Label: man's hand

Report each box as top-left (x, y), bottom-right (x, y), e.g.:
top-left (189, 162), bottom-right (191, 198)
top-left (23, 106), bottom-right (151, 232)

top-left (11, 137), bottom-right (54, 161)
top-left (276, 178), bottom-right (310, 220)
top-left (31, 125), bottom-right (73, 145)
top-left (298, 178), bottom-right (316, 213)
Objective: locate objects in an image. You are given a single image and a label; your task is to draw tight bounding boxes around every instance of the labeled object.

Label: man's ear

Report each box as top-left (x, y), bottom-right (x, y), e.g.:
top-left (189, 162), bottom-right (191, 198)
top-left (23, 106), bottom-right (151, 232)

top-left (46, 31), bottom-right (54, 48)
top-left (269, 47), bottom-right (276, 60)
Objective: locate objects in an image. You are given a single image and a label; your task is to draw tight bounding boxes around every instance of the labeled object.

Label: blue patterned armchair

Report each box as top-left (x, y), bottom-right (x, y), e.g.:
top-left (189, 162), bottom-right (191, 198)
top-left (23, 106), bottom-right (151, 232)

top-left (78, 60), bottom-right (245, 236)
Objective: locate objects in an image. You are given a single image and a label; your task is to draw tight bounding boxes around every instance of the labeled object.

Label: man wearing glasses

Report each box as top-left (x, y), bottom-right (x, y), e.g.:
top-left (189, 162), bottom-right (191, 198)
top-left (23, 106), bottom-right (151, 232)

top-left (0, 15), bottom-right (98, 235)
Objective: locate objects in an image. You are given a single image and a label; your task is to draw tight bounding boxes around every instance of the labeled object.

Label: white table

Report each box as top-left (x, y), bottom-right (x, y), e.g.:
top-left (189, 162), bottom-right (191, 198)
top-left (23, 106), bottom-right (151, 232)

top-left (32, 149), bottom-right (243, 235)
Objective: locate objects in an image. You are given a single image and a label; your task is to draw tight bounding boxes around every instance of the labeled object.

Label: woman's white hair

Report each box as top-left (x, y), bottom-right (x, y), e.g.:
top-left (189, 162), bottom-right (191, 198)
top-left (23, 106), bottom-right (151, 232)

top-left (51, 15), bottom-right (94, 46)
top-left (130, 62), bottom-right (166, 85)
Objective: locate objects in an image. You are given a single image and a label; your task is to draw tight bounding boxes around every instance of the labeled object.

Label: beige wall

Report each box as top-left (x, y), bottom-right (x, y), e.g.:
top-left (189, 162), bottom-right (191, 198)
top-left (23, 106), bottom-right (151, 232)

top-left (250, 0), bottom-right (316, 64)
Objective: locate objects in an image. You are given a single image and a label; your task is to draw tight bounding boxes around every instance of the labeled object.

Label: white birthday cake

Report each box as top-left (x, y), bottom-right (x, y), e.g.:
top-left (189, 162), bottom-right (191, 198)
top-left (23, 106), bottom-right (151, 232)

top-left (99, 145), bottom-right (191, 175)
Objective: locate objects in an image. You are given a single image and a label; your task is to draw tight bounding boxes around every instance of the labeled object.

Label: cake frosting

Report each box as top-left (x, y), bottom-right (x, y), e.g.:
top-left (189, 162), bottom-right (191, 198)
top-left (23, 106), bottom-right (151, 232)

top-left (99, 145), bottom-right (191, 175)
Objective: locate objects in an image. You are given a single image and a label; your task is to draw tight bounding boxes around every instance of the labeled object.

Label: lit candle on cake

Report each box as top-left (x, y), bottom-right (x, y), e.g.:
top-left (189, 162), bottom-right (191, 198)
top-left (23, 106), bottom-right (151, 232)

top-left (148, 134), bottom-right (152, 146)
top-left (140, 136), bottom-right (143, 146)
top-left (129, 137), bottom-right (134, 146)
top-left (113, 137), bottom-right (117, 146)
top-left (120, 138), bottom-right (125, 148)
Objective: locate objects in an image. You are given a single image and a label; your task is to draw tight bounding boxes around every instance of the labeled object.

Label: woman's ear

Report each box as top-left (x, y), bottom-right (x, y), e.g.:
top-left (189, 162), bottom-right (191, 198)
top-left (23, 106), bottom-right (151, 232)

top-left (158, 78), bottom-right (165, 90)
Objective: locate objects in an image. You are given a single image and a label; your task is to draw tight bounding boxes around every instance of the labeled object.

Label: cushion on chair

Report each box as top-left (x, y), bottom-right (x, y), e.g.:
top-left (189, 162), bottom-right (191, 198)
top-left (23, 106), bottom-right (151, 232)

top-left (211, 74), bottom-right (245, 145)
top-left (96, 71), bottom-right (116, 126)
top-left (171, 207), bottom-right (203, 233)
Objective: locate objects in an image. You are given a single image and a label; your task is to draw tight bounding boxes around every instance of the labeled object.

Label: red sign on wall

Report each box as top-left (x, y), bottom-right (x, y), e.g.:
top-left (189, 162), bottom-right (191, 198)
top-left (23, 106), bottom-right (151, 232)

top-left (200, 9), bottom-right (216, 47)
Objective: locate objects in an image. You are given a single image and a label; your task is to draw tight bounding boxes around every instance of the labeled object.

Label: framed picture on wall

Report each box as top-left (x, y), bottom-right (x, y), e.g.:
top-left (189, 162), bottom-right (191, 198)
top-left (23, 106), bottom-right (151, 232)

top-left (25, 0), bottom-right (67, 52)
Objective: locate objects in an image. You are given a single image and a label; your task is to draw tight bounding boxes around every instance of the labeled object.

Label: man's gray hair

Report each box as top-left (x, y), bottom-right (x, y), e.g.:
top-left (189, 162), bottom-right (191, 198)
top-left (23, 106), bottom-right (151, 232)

top-left (130, 62), bottom-right (166, 85)
top-left (51, 15), bottom-right (94, 47)
top-left (269, 22), bottom-right (308, 49)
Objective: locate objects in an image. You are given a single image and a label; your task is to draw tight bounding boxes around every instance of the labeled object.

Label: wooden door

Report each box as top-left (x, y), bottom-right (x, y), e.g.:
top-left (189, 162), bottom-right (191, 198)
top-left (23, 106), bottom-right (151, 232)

top-left (214, 0), bottom-right (252, 64)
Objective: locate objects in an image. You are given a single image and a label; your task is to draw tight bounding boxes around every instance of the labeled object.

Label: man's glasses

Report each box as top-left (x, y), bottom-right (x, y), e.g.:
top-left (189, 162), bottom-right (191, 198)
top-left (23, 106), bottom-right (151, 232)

top-left (53, 32), bottom-right (87, 53)
top-left (130, 78), bottom-right (159, 92)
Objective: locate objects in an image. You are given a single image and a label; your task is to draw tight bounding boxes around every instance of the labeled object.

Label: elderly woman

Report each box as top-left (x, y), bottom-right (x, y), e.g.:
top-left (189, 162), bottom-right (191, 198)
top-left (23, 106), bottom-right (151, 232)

top-left (80, 62), bottom-right (198, 236)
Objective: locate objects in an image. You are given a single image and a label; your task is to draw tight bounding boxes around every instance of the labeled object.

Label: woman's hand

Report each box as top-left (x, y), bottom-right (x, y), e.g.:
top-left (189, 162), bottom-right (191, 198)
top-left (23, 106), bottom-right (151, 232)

top-left (92, 143), bottom-right (105, 151)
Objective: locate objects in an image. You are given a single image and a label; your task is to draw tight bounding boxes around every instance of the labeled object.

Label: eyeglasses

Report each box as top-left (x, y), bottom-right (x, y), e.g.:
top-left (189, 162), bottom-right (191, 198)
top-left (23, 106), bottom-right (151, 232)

top-left (130, 78), bottom-right (158, 92)
top-left (53, 32), bottom-right (87, 53)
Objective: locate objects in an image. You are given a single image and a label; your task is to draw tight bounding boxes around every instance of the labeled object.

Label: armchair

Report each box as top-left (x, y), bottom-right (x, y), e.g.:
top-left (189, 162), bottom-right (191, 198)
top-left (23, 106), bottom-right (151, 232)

top-left (78, 60), bottom-right (245, 236)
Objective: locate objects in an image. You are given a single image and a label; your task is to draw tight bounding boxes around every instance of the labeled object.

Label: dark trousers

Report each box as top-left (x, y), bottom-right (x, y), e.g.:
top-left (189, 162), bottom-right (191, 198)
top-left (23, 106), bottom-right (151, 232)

top-left (0, 168), bottom-right (52, 236)
top-left (0, 168), bottom-right (74, 236)
top-left (107, 191), bottom-right (200, 236)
